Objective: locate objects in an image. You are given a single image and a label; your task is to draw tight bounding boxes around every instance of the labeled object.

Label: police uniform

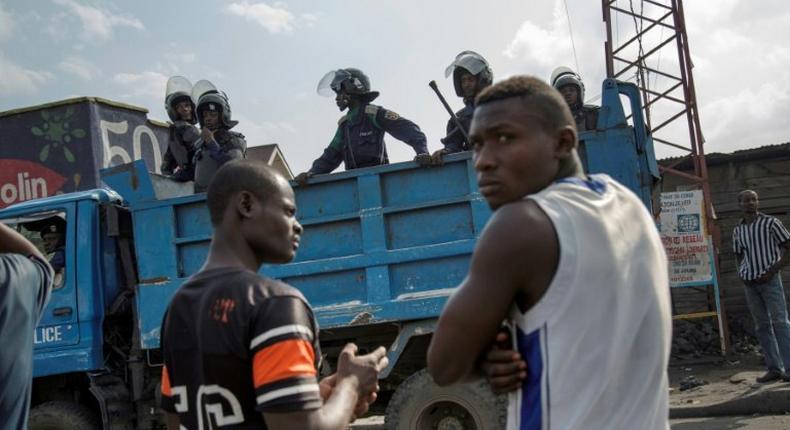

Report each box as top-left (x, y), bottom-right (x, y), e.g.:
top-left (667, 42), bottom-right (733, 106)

top-left (309, 104), bottom-right (428, 174)
top-left (161, 120), bottom-right (200, 181)
top-left (439, 51), bottom-right (493, 155)
top-left (442, 102), bottom-right (474, 153)
top-left (193, 130), bottom-right (247, 193)
top-left (572, 104), bottom-right (600, 133)
top-left (191, 80), bottom-right (246, 193)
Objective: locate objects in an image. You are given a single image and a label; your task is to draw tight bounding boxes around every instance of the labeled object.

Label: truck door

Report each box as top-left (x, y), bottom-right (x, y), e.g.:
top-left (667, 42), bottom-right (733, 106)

top-left (1, 205), bottom-right (80, 348)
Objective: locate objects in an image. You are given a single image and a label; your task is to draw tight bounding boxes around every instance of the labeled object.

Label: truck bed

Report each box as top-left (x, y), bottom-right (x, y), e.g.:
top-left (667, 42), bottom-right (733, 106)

top-left (103, 153), bottom-right (491, 349)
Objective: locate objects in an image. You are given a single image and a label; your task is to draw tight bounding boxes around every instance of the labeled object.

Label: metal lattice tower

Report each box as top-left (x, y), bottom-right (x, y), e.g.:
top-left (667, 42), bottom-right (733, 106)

top-left (603, 0), bottom-right (729, 352)
top-left (602, 0), bottom-right (714, 233)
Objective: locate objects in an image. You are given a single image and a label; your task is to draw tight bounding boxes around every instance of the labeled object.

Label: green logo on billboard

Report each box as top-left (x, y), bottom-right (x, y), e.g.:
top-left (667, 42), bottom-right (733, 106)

top-left (30, 107), bottom-right (86, 163)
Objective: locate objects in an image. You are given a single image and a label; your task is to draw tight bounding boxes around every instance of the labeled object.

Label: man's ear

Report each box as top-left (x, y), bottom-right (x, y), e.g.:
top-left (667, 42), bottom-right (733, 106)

top-left (555, 125), bottom-right (578, 160)
top-left (236, 191), bottom-right (255, 219)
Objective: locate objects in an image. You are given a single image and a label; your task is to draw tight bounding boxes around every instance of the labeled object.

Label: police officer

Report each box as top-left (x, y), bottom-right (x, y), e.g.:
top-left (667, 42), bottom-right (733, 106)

top-left (432, 51), bottom-right (493, 164)
top-left (40, 219), bottom-right (65, 288)
top-left (191, 80), bottom-right (247, 193)
top-left (161, 76), bottom-right (200, 181)
top-left (295, 68), bottom-right (429, 185)
top-left (550, 66), bottom-right (600, 132)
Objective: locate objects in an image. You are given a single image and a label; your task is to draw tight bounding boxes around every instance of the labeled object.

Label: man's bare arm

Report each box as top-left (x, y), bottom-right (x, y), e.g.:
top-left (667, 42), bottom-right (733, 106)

top-left (263, 344), bottom-right (388, 430)
top-left (427, 200), bottom-right (558, 386)
top-left (263, 377), bottom-right (359, 430)
top-left (0, 222), bottom-right (44, 259)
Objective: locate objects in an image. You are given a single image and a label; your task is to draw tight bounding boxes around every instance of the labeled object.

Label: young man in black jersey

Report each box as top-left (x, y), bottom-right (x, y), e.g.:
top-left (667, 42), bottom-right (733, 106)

top-left (160, 159), bottom-right (387, 429)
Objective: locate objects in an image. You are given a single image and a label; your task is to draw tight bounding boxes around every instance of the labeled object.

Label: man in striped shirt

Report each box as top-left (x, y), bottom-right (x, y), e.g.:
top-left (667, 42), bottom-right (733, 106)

top-left (160, 160), bottom-right (387, 429)
top-left (733, 189), bottom-right (790, 383)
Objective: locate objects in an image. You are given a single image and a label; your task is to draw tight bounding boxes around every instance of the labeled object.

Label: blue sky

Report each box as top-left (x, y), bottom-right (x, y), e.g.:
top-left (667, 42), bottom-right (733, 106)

top-left (1, 0), bottom-right (788, 173)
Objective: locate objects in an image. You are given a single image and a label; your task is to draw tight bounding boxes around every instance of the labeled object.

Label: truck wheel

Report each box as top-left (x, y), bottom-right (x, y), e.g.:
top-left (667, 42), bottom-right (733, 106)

top-left (29, 401), bottom-right (100, 430)
top-left (385, 369), bottom-right (506, 430)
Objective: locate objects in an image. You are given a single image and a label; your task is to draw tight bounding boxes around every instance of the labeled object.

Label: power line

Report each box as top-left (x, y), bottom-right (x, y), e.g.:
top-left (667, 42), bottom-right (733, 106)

top-left (562, 0), bottom-right (580, 73)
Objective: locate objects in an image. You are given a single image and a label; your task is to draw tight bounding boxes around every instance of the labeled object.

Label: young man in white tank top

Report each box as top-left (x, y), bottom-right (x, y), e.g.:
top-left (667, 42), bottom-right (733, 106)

top-left (427, 76), bottom-right (671, 430)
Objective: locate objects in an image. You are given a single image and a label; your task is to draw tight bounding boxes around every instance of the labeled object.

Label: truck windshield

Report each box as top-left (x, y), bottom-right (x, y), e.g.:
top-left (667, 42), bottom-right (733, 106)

top-left (1, 210), bottom-right (67, 290)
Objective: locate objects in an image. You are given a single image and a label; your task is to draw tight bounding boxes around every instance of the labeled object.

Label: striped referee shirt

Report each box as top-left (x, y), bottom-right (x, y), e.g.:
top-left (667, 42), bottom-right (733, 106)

top-left (732, 213), bottom-right (790, 281)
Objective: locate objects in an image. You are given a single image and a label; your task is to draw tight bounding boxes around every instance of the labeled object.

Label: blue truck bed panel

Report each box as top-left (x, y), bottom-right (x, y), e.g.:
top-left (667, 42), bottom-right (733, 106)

top-left (103, 153), bottom-right (491, 349)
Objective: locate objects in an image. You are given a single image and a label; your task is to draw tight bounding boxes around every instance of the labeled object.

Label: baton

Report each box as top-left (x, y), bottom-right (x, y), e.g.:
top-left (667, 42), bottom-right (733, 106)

top-left (428, 80), bottom-right (471, 145)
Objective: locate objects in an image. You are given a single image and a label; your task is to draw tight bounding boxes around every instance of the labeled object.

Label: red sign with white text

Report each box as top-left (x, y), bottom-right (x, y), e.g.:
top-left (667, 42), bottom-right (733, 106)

top-left (0, 159), bottom-right (67, 209)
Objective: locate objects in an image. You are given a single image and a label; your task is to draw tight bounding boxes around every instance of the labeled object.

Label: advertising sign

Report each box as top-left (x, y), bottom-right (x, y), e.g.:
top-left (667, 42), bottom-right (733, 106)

top-left (0, 98), bottom-right (169, 208)
top-left (660, 190), bottom-right (713, 286)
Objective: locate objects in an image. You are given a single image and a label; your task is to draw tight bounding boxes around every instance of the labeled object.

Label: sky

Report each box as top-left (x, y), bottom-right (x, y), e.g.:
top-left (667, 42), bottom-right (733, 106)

top-left (0, 0), bottom-right (788, 173)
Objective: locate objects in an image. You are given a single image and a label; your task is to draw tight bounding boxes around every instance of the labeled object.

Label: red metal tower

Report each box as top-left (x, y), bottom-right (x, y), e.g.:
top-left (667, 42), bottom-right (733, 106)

top-left (602, 0), bottom-right (712, 228)
top-left (602, 0), bottom-right (727, 352)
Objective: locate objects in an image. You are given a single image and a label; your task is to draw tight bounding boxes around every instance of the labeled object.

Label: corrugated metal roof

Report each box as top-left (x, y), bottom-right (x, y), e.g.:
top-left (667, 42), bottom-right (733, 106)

top-left (659, 142), bottom-right (790, 169)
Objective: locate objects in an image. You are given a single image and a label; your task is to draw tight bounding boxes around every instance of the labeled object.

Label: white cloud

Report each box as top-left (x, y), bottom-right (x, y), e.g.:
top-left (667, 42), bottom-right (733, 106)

top-left (0, 3), bottom-right (13, 41)
top-left (501, 0), bottom-right (604, 100)
top-left (113, 71), bottom-right (168, 99)
top-left (58, 56), bottom-right (96, 80)
top-left (0, 55), bottom-right (53, 95)
top-left (53, 0), bottom-right (144, 40)
top-left (504, 17), bottom-right (571, 69)
top-left (300, 12), bottom-right (319, 27)
top-left (226, 1), bottom-right (295, 34)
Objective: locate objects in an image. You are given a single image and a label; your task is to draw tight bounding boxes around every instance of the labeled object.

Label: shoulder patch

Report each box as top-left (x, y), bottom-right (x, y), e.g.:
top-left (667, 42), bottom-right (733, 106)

top-left (338, 115), bottom-right (348, 125)
top-left (384, 110), bottom-right (400, 121)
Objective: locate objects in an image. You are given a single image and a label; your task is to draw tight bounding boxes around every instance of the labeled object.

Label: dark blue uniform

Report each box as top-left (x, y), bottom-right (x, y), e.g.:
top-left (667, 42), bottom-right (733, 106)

top-left (442, 101), bottom-right (474, 153)
top-left (309, 104), bottom-right (428, 174)
top-left (48, 247), bottom-right (65, 272)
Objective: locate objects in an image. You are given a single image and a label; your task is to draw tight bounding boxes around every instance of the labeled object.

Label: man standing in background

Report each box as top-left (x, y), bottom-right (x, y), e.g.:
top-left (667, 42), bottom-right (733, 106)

top-left (733, 189), bottom-right (790, 383)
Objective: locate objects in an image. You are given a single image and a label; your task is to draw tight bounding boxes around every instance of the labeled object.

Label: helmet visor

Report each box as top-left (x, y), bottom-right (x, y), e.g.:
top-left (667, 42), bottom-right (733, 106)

top-left (191, 79), bottom-right (218, 105)
top-left (317, 69), bottom-right (353, 97)
top-left (165, 76), bottom-right (193, 100)
top-left (445, 52), bottom-right (489, 78)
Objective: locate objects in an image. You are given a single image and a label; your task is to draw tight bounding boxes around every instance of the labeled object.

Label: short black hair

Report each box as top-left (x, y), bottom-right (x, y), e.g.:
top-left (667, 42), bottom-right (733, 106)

top-left (475, 75), bottom-right (575, 132)
top-left (206, 159), bottom-right (282, 226)
top-left (738, 189), bottom-right (758, 202)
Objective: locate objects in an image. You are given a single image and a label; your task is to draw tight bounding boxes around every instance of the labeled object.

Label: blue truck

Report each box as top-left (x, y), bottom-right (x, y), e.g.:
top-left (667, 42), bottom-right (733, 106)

top-left (0, 80), bottom-right (658, 429)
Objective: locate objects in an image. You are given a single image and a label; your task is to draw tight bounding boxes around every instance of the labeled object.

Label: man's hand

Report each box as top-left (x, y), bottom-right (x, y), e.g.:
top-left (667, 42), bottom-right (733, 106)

top-left (414, 153), bottom-right (433, 167)
top-left (295, 172), bottom-right (313, 186)
top-left (430, 148), bottom-right (448, 166)
top-left (200, 128), bottom-right (214, 143)
top-left (319, 373), bottom-right (378, 419)
top-left (756, 268), bottom-right (777, 284)
top-left (480, 331), bottom-right (527, 394)
top-left (335, 343), bottom-right (388, 397)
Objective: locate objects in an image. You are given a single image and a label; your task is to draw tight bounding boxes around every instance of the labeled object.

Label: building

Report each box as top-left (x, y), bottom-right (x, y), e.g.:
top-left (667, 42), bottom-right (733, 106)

top-left (661, 143), bottom-right (790, 332)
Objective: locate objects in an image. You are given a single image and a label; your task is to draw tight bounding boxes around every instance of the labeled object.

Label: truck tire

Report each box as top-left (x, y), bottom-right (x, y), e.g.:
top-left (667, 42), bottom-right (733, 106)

top-left (385, 369), bottom-right (506, 430)
top-left (29, 401), bottom-right (100, 430)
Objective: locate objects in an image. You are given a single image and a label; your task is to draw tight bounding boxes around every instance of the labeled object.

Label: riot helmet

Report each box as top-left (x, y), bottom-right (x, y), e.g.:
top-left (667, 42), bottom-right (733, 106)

top-left (445, 51), bottom-right (493, 98)
top-left (165, 76), bottom-right (196, 124)
top-left (550, 66), bottom-right (585, 103)
top-left (192, 79), bottom-right (238, 129)
top-left (317, 68), bottom-right (380, 102)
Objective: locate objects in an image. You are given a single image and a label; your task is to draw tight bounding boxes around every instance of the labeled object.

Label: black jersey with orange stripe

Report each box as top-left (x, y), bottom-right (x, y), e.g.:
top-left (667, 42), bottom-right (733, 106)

top-left (160, 267), bottom-right (322, 429)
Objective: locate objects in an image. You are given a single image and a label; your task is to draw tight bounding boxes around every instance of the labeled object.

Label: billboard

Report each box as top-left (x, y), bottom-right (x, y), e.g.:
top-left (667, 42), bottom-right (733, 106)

top-left (0, 98), bottom-right (169, 208)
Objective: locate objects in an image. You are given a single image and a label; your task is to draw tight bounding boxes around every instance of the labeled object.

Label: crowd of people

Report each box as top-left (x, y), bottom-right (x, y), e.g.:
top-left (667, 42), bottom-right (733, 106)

top-left (2, 47), bottom-right (789, 430)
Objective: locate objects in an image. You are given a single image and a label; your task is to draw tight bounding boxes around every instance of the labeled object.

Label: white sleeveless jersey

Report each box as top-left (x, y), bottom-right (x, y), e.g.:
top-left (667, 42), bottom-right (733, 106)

top-left (507, 175), bottom-right (670, 430)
